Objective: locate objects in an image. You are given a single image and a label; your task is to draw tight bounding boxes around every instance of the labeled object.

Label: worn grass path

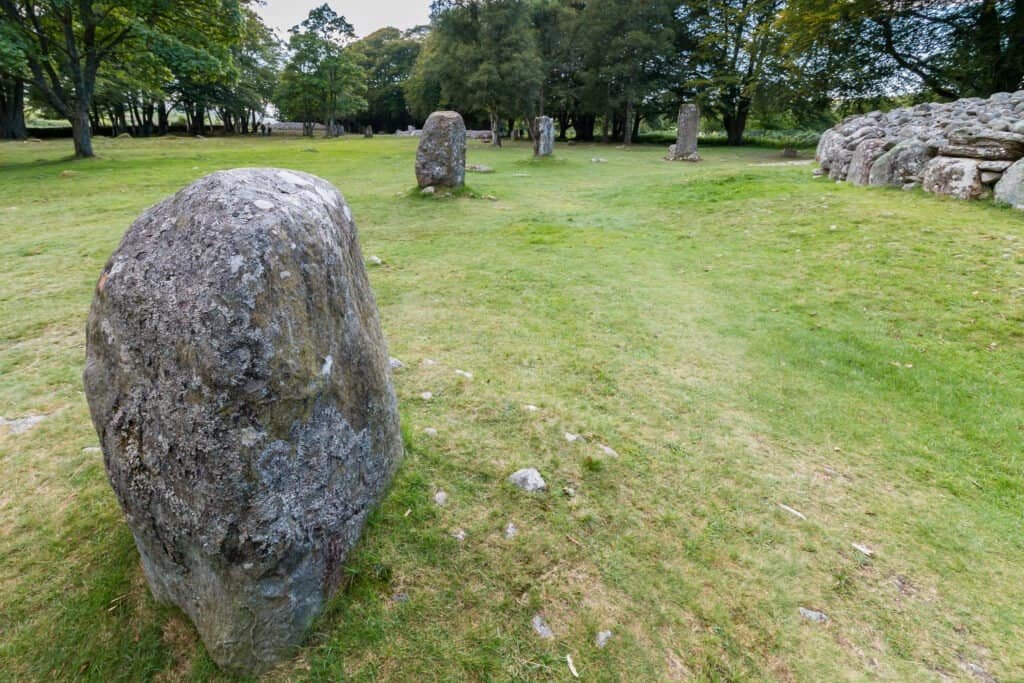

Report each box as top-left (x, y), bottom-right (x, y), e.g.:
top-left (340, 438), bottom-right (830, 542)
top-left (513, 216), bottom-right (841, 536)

top-left (1, 135), bottom-right (1022, 681)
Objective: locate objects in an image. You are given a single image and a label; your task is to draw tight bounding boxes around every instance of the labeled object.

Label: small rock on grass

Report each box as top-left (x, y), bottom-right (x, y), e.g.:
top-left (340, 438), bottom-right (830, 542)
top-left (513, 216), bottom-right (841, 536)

top-left (467, 164), bottom-right (494, 173)
top-left (421, 186), bottom-right (436, 195)
top-left (595, 630), bottom-right (613, 648)
top-left (421, 358), bottom-right (437, 367)
top-left (367, 255), bottom-right (383, 266)
top-left (564, 432), bottom-right (584, 443)
top-left (523, 404), bottom-right (540, 412)
top-left (852, 543), bottom-right (874, 557)
top-left (450, 528), bottom-right (466, 542)
top-left (420, 391), bottom-right (433, 400)
top-left (591, 158), bottom-right (608, 163)
top-left (598, 444), bottom-right (619, 458)
top-left (0, 415), bottom-right (46, 435)
top-left (433, 490), bottom-right (448, 506)
top-left (455, 369), bottom-right (473, 379)
top-left (389, 357), bottom-right (404, 370)
top-left (799, 607), bottom-right (829, 623)
top-left (509, 468), bottom-right (546, 492)
top-left (423, 427), bottom-right (438, 437)
top-left (504, 522), bottom-right (518, 539)
top-left (532, 614), bottom-right (554, 639)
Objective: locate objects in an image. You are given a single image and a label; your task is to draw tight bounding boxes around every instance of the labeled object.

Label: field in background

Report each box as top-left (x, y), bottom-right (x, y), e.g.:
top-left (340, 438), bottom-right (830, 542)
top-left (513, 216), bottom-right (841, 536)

top-left (1, 135), bottom-right (1022, 681)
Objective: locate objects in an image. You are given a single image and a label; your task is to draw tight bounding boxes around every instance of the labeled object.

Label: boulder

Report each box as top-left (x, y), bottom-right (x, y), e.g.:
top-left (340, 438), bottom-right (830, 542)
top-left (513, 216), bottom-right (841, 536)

top-left (83, 168), bottom-right (403, 675)
top-left (668, 103), bottom-right (700, 161)
top-left (868, 141), bottom-right (932, 187)
top-left (415, 111), bottom-right (466, 188)
top-left (534, 115), bottom-right (554, 156)
top-left (847, 138), bottom-right (891, 186)
top-left (921, 157), bottom-right (984, 200)
top-left (994, 158), bottom-right (1024, 209)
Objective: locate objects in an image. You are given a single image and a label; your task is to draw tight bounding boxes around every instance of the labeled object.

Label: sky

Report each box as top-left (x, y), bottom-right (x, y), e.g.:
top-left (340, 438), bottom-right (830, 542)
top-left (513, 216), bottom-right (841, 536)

top-left (257, 1), bottom-right (431, 40)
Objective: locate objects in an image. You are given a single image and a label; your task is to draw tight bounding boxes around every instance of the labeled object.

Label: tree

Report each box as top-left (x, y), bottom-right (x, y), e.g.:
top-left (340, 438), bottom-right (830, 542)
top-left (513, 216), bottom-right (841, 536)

top-left (0, 18), bottom-right (26, 138)
top-left (350, 26), bottom-right (421, 133)
top-left (0, 0), bottom-right (241, 157)
top-left (424, 0), bottom-right (542, 146)
top-left (680, 0), bottom-right (785, 145)
top-left (782, 0), bottom-right (1024, 100)
top-left (274, 5), bottom-right (365, 136)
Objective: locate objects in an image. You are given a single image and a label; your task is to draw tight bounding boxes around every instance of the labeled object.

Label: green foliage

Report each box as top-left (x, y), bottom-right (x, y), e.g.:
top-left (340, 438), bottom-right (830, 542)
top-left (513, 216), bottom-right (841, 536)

top-left (274, 7), bottom-right (366, 135)
top-left (350, 27), bottom-right (421, 132)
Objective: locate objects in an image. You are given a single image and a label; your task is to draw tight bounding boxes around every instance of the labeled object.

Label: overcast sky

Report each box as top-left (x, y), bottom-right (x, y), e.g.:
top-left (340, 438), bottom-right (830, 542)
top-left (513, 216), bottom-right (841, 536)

top-left (257, 1), bottom-right (431, 40)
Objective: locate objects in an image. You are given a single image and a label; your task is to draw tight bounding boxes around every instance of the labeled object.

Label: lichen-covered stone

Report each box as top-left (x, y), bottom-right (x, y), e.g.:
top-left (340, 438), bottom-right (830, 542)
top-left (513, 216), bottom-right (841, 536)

top-left (668, 103), bottom-right (700, 161)
top-left (847, 138), bottom-right (891, 186)
top-left (534, 115), bottom-right (554, 156)
top-left (83, 168), bottom-right (403, 676)
top-left (868, 141), bottom-right (931, 187)
top-left (994, 158), bottom-right (1024, 208)
top-left (922, 157), bottom-right (984, 200)
top-left (415, 111), bottom-right (466, 188)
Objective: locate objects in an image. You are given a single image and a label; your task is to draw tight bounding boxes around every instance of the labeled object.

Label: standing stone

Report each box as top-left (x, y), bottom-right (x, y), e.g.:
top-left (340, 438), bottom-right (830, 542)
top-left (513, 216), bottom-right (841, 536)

top-left (668, 103), bottom-right (700, 161)
top-left (415, 111), bottom-right (466, 188)
top-left (83, 168), bottom-right (403, 676)
top-left (364, 125), bottom-right (373, 138)
top-left (534, 115), bottom-right (554, 157)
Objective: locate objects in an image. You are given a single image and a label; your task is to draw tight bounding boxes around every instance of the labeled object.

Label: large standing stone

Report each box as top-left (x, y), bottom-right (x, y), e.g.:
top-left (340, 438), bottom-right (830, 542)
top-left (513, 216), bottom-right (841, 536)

top-left (668, 103), bottom-right (700, 161)
top-left (534, 115), bottom-right (554, 156)
top-left (994, 158), bottom-right (1024, 208)
top-left (83, 168), bottom-right (403, 676)
top-left (415, 111), bottom-right (466, 188)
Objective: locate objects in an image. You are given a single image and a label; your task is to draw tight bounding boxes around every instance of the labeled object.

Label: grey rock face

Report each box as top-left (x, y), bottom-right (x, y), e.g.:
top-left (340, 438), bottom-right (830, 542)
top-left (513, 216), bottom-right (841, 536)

top-left (868, 141), bottom-right (931, 187)
top-left (508, 468), bottom-right (546, 492)
top-left (83, 168), bottom-right (403, 676)
top-left (995, 158), bottom-right (1024, 208)
top-left (922, 157), bottom-right (984, 200)
top-left (415, 111), bottom-right (466, 188)
top-left (668, 103), bottom-right (700, 161)
top-left (847, 138), bottom-right (891, 186)
top-left (816, 89), bottom-right (1024, 208)
top-left (534, 115), bottom-right (554, 156)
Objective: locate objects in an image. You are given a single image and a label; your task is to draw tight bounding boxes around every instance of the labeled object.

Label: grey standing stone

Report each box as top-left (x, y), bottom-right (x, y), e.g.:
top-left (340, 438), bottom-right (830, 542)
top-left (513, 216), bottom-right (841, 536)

top-left (994, 158), bottom-right (1024, 208)
top-left (415, 111), bottom-right (466, 189)
top-left (668, 103), bottom-right (700, 161)
top-left (83, 168), bottom-right (403, 676)
top-left (534, 115), bottom-right (554, 157)
top-left (364, 125), bottom-right (373, 138)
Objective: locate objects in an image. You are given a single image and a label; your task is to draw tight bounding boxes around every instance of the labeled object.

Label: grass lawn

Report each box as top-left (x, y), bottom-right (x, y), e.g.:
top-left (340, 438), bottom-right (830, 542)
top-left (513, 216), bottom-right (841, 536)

top-left (1, 134), bottom-right (1022, 681)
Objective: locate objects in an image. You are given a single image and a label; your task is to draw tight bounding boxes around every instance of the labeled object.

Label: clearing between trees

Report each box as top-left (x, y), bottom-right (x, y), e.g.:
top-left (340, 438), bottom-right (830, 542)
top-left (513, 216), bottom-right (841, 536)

top-left (0, 135), bottom-right (1022, 681)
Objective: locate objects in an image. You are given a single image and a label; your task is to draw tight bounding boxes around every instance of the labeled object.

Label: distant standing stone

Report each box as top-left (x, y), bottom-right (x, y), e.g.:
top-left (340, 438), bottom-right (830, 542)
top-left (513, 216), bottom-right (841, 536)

top-left (415, 111), bottom-right (466, 189)
top-left (668, 103), bottom-right (700, 161)
top-left (364, 125), bottom-right (373, 138)
top-left (508, 468), bottom-right (546, 492)
top-left (534, 115), bottom-right (554, 157)
top-left (83, 168), bottom-right (403, 676)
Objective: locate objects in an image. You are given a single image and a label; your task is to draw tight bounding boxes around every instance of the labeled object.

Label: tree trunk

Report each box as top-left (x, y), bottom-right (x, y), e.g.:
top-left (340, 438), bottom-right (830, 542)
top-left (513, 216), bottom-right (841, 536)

top-left (623, 99), bottom-right (634, 146)
top-left (557, 111), bottom-right (569, 141)
top-left (723, 106), bottom-right (748, 146)
top-left (631, 110), bottom-right (641, 141)
top-left (489, 110), bottom-right (502, 148)
top-left (157, 101), bottom-right (169, 135)
top-left (142, 102), bottom-right (154, 137)
top-left (574, 113), bottom-right (595, 142)
top-left (0, 78), bottom-right (27, 140)
top-left (71, 102), bottom-right (94, 158)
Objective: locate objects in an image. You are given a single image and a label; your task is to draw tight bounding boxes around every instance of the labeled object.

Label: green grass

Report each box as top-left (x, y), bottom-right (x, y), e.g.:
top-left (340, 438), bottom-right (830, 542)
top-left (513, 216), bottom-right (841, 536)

top-left (1, 134), bottom-right (1022, 681)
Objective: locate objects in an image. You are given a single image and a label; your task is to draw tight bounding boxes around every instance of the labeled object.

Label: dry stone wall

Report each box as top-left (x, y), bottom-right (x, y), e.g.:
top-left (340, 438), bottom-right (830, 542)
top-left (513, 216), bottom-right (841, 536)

top-left (816, 90), bottom-right (1024, 209)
